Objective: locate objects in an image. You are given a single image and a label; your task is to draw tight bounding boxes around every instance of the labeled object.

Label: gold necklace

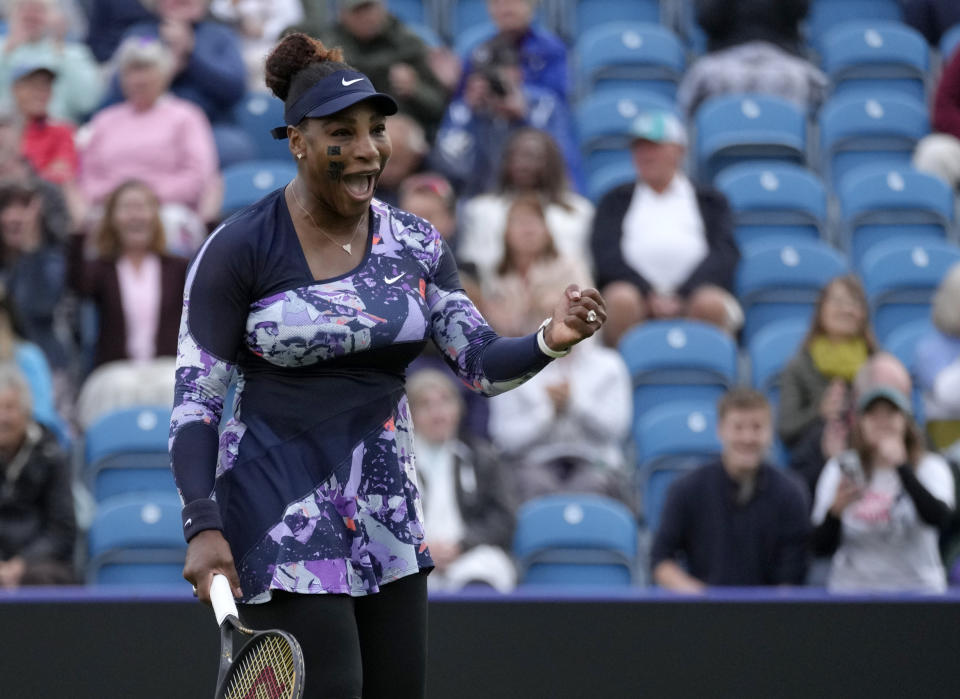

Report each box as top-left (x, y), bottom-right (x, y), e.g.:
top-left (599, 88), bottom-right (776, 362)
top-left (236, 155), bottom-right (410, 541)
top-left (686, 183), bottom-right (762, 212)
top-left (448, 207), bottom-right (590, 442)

top-left (289, 182), bottom-right (365, 255)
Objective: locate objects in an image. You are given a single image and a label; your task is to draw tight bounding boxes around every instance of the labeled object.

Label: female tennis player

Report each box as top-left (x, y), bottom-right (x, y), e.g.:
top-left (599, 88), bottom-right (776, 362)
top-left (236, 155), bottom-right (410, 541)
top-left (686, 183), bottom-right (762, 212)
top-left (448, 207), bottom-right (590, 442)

top-left (170, 32), bottom-right (606, 698)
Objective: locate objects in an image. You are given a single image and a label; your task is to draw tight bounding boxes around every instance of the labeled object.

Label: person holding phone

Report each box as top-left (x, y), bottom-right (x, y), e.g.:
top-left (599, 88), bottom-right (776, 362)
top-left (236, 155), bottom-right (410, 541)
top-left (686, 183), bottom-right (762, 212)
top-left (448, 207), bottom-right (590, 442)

top-left (811, 354), bottom-right (956, 593)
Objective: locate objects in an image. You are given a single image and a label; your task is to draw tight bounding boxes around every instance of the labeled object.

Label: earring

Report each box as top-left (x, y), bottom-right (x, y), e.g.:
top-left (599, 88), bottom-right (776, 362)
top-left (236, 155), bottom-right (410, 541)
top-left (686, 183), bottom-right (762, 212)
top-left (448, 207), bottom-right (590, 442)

top-left (296, 153), bottom-right (304, 160)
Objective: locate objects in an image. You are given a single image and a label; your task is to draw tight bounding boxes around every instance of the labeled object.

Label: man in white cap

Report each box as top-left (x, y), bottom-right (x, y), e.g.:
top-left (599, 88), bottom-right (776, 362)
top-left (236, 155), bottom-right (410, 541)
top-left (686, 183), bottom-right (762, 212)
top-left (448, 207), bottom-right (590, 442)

top-left (589, 110), bottom-right (741, 347)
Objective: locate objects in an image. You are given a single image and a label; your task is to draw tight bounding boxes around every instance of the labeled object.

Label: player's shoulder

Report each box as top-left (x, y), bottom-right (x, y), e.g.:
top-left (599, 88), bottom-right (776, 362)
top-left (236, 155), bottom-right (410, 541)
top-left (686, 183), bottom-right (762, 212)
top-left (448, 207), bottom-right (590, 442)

top-left (372, 198), bottom-right (443, 251)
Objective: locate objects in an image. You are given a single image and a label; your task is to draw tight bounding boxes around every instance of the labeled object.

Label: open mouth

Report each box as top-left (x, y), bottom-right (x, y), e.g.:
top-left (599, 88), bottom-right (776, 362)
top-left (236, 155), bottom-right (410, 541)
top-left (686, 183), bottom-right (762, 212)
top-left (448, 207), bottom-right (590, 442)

top-left (343, 172), bottom-right (376, 199)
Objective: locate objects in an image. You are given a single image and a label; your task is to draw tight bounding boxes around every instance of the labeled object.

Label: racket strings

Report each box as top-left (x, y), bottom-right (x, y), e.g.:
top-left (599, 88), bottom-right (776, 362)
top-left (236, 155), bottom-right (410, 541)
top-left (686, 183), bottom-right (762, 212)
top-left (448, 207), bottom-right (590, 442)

top-left (224, 635), bottom-right (297, 699)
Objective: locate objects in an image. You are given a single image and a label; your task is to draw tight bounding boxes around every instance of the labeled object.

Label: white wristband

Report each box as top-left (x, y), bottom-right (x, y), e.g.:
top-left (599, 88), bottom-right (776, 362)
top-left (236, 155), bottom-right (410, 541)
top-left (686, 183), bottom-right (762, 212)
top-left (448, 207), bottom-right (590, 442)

top-left (537, 318), bottom-right (571, 358)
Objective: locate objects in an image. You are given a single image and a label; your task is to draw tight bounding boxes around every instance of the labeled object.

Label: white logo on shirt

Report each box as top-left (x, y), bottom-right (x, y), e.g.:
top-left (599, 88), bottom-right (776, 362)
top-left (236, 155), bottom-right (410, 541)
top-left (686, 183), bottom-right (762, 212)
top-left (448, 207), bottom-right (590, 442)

top-left (384, 273), bottom-right (404, 284)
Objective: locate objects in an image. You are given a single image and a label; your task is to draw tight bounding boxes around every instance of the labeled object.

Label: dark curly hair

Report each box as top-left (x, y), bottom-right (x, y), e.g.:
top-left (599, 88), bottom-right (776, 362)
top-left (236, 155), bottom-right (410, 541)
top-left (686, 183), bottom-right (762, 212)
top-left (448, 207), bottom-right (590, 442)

top-left (265, 33), bottom-right (354, 114)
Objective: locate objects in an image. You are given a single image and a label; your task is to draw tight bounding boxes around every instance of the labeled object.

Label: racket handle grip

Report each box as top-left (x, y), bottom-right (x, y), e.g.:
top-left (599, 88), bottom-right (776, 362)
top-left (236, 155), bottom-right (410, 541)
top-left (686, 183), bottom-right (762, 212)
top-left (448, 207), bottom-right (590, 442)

top-left (210, 574), bottom-right (239, 626)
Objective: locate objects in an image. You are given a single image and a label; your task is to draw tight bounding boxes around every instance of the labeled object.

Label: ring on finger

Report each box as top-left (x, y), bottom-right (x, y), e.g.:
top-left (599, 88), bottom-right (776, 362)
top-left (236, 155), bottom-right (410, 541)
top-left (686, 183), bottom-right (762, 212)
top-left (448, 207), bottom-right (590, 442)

top-left (586, 309), bottom-right (598, 323)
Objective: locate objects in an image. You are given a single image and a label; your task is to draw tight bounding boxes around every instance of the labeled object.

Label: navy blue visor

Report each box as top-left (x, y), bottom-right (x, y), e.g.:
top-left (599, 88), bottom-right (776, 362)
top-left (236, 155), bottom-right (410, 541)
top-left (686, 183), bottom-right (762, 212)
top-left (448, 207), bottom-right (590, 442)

top-left (270, 70), bottom-right (398, 139)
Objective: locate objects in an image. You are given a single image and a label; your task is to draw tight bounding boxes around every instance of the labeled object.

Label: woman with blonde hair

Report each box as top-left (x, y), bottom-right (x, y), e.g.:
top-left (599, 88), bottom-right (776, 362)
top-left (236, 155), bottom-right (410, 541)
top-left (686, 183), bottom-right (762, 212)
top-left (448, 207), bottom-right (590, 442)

top-left (67, 180), bottom-right (188, 370)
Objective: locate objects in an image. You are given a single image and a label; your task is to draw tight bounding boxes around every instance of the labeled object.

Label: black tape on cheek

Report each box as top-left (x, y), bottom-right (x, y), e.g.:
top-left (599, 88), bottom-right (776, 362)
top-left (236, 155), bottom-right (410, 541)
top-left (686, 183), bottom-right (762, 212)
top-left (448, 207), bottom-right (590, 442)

top-left (327, 161), bottom-right (345, 181)
top-left (327, 146), bottom-right (341, 155)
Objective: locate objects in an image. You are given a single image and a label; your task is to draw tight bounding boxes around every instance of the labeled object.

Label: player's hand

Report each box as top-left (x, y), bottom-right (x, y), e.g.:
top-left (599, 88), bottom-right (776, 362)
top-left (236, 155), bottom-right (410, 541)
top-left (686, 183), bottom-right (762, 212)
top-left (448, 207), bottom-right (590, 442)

top-left (543, 285), bottom-right (606, 352)
top-left (183, 529), bottom-right (242, 603)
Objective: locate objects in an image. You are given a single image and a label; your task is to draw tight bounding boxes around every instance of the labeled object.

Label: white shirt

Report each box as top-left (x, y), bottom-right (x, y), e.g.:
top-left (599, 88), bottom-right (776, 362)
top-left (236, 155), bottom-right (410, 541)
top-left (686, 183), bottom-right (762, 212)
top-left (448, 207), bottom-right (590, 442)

top-left (488, 338), bottom-right (632, 469)
top-left (116, 254), bottom-right (161, 362)
top-left (620, 174), bottom-right (707, 294)
top-left (414, 439), bottom-right (466, 544)
top-left (812, 451), bottom-right (956, 593)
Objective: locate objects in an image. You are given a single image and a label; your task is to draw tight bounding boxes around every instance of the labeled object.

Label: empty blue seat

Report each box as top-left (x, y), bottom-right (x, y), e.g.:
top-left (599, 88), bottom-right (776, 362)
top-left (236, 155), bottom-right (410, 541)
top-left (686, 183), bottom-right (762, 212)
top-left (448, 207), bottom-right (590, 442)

top-left (587, 160), bottom-right (636, 202)
top-left (714, 162), bottom-right (827, 248)
top-left (838, 165), bottom-right (953, 266)
top-left (453, 22), bottom-right (497, 57)
top-left (694, 94), bottom-right (807, 183)
top-left (576, 22), bottom-right (686, 99)
top-left (618, 320), bottom-right (738, 425)
top-left (821, 21), bottom-right (929, 101)
top-left (222, 160), bottom-right (297, 215)
top-left (806, 0), bottom-right (903, 51)
top-left (388, 0), bottom-right (426, 26)
top-left (233, 92), bottom-right (290, 161)
top-left (859, 239), bottom-right (960, 343)
top-left (736, 237), bottom-right (848, 345)
top-left (576, 89), bottom-right (676, 177)
top-left (514, 494), bottom-right (638, 586)
top-left (86, 492), bottom-right (186, 585)
top-left (884, 317), bottom-right (933, 422)
top-left (84, 406), bottom-right (173, 501)
top-left (748, 318), bottom-right (809, 409)
top-left (818, 91), bottom-right (929, 186)
top-left (635, 401), bottom-right (721, 530)
top-left (574, 0), bottom-right (661, 38)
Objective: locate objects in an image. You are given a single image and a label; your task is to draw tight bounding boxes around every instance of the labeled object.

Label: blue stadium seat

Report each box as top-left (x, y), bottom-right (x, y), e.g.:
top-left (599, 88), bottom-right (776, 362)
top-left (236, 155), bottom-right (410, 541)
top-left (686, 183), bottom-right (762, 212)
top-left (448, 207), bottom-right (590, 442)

top-left (388, 0), bottom-right (426, 26)
top-left (454, 22), bottom-right (497, 57)
top-left (694, 94), bottom-right (807, 183)
top-left (233, 92), bottom-right (290, 161)
top-left (452, 0), bottom-right (490, 36)
top-left (222, 160), bottom-right (297, 216)
top-left (859, 239), bottom-right (960, 344)
top-left (513, 494), bottom-right (638, 586)
top-left (576, 89), bottom-right (676, 177)
top-left (748, 318), bottom-right (809, 409)
top-left (618, 319), bottom-right (737, 430)
top-left (736, 237), bottom-right (849, 345)
top-left (806, 0), bottom-right (903, 52)
top-left (818, 91), bottom-right (929, 186)
top-left (635, 401), bottom-right (721, 531)
top-left (86, 492), bottom-right (187, 585)
top-left (587, 160), bottom-right (636, 202)
top-left (576, 22), bottom-right (686, 99)
top-left (942, 24), bottom-right (960, 63)
top-left (838, 165), bottom-right (953, 267)
top-left (714, 162), bottom-right (827, 248)
top-left (821, 21), bottom-right (929, 101)
top-left (84, 406), bottom-right (173, 502)
top-left (574, 0), bottom-right (661, 38)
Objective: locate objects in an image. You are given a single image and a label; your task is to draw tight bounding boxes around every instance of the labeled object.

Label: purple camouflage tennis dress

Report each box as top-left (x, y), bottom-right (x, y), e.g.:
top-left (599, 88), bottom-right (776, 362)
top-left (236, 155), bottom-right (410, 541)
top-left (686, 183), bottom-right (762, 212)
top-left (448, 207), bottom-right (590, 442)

top-left (169, 190), bottom-right (550, 603)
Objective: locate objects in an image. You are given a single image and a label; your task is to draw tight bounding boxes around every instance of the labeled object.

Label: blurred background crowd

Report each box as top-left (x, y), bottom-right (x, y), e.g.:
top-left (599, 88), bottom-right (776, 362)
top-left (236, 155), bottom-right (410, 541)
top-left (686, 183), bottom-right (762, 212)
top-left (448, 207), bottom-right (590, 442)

top-left (2, 0), bottom-right (960, 596)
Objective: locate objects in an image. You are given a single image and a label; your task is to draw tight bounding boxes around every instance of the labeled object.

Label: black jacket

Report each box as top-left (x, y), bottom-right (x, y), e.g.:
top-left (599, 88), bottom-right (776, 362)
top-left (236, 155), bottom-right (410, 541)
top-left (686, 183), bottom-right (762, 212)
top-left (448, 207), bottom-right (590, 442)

top-left (590, 180), bottom-right (739, 295)
top-left (0, 424), bottom-right (76, 563)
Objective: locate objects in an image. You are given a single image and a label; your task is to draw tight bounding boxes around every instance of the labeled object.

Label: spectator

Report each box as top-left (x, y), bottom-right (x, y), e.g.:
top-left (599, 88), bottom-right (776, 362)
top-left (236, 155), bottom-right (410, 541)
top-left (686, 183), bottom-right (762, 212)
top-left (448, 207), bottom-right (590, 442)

top-left (294, 0), bottom-right (449, 138)
top-left (913, 45), bottom-right (960, 190)
top-left (0, 180), bottom-right (68, 371)
top-left (78, 37), bottom-right (219, 233)
top-left (398, 172), bottom-right (458, 246)
top-left (458, 127), bottom-right (593, 279)
top-left (107, 0), bottom-right (253, 167)
top-left (374, 113), bottom-right (429, 207)
top-left (67, 180), bottom-right (188, 369)
top-left (779, 276), bottom-right (877, 494)
top-left (0, 105), bottom-right (74, 239)
top-left (812, 357), bottom-right (955, 593)
top-left (408, 369), bottom-right (517, 593)
top-left (478, 194), bottom-right (591, 337)
top-left (11, 62), bottom-right (78, 186)
top-left (0, 362), bottom-right (76, 588)
top-left (463, 0), bottom-right (568, 102)
top-left (915, 262), bottom-right (960, 448)
top-left (488, 333), bottom-right (632, 504)
top-left (86, 0), bottom-right (154, 63)
top-left (210, 0), bottom-right (303, 90)
top-left (678, 0), bottom-right (826, 117)
top-left (590, 110), bottom-right (741, 347)
top-left (0, 0), bottom-right (103, 124)
top-left (0, 289), bottom-right (58, 434)
top-left (903, 0), bottom-right (960, 47)
top-left (432, 39), bottom-right (582, 197)
top-left (651, 388), bottom-right (810, 592)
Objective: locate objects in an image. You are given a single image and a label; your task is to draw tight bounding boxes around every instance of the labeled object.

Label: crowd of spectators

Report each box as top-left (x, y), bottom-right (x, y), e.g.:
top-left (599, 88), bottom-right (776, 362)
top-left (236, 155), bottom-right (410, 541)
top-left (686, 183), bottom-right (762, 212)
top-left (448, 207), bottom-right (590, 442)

top-left (0, 0), bottom-right (958, 595)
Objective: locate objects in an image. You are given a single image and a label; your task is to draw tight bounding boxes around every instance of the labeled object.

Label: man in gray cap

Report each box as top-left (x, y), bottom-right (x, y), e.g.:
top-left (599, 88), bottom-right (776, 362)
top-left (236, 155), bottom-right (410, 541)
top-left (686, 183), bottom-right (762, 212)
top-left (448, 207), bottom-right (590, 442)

top-left (589, 109), bottom-right (741, 347)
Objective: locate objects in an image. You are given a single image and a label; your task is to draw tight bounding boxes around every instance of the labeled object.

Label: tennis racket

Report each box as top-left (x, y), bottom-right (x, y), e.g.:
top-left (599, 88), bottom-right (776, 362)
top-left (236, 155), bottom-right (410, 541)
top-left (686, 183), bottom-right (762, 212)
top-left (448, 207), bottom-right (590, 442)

top-left (210, 574), bottom-right (306, 699)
